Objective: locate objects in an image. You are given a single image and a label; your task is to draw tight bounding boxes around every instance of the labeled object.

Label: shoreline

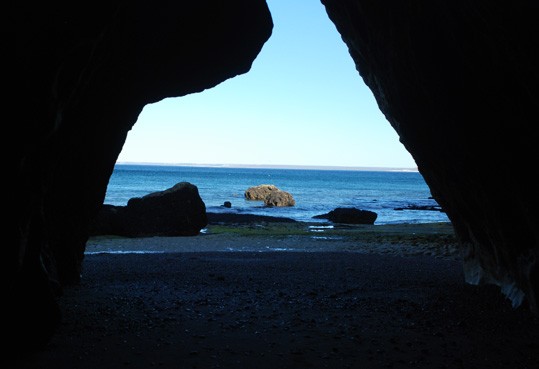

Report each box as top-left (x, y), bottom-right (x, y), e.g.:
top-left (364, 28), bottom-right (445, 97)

top-left (86, 221), bottom-right (459, 259)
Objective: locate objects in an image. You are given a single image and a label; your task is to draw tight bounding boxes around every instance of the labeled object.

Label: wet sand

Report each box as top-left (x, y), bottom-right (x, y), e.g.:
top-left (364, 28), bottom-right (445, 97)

top-left (5, 222), bottom-right (538, 369)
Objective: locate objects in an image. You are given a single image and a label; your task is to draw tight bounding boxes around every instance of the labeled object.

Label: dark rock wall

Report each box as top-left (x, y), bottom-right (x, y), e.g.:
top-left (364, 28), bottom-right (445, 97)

top-left (10, 0), bottom-right (539, 354)
top-left (321, 0), bottom-right (538, 311)
top-left (11, 0), bottom-right (272, 351)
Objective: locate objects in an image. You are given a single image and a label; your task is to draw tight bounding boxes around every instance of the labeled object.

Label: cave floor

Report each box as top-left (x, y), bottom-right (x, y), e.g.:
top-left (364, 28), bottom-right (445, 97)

top-left (6, 251), bottom-right (539, 369)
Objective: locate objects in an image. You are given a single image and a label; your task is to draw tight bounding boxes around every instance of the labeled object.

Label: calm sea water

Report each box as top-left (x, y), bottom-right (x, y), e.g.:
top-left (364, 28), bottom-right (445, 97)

top-left (104, 164), bottom-right (449, 225)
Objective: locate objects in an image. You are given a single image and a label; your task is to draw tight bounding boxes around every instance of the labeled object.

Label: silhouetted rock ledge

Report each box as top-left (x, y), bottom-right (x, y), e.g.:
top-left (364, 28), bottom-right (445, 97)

top-left (313, 207), bottom-right (378, 225)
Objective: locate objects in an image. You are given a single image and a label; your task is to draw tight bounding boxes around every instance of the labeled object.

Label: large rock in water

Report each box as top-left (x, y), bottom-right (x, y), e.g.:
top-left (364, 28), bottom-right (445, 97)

top-left (245, 184), bottom-right (279, 200)
top-left (245, 184), bottom-right (295, 207)
top-left (264, 190), bottom-right (296, 207)
top-left (91, 182), bottom-right (207, 237)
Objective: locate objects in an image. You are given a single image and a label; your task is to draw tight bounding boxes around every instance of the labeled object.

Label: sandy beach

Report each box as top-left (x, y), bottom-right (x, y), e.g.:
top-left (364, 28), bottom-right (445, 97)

top-left (5, 222), bottom-right (538, 369)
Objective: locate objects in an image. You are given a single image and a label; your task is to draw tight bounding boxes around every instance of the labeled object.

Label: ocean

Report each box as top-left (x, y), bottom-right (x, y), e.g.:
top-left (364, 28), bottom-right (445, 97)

top-left (104, 164), bottom-right (449, 225)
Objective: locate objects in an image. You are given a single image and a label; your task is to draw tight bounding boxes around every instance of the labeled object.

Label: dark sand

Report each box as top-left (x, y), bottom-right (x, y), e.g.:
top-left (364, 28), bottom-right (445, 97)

top-left (5, 223), bottom-right (539, 369)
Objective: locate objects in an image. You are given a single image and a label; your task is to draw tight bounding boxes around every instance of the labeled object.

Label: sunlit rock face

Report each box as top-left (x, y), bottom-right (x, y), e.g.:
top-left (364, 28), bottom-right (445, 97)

top-left (321, 0), bottom-right (538, 311)
top-left (11, 0), bottom-right (272, 351)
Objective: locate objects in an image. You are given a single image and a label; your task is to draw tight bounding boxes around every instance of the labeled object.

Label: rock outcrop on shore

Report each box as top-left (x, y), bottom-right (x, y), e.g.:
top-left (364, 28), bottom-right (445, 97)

top-left (90, 182), bottom-right (207, 237)
top-left (313, 207), bottom-right (377, 225)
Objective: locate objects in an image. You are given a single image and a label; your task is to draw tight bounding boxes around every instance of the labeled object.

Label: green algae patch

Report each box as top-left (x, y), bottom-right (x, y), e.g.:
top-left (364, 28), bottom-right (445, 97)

top-left (205, 222), bottom-right (313, 237)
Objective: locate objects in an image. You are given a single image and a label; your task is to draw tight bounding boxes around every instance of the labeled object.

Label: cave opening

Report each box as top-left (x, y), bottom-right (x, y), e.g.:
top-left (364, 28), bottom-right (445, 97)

top-left (92, 0), bottom-right (451, 243)
top-left (100, 0), bottom-right (436, 228)
top-left (73, 2), bottom-right (538, 368)
top-left (9, 0), bottom-right (539, 367)
top-left (92, 0), bottom-right (451, 249)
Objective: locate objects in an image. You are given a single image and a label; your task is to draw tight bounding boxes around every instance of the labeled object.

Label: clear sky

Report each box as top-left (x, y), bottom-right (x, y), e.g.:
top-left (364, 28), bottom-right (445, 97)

top-left (116, 0), bottom-right (417, 169)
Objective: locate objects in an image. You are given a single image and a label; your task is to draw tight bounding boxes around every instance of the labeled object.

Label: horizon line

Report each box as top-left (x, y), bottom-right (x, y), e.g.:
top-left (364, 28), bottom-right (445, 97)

top-left (115, 161), bottom-right (419, 172)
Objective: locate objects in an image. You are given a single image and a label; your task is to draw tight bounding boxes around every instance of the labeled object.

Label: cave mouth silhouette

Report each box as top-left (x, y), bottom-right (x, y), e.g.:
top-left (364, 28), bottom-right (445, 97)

top-left (10, 1), bottom-right (539, 366)
top-left (103, 0), bottom-right (421, 237)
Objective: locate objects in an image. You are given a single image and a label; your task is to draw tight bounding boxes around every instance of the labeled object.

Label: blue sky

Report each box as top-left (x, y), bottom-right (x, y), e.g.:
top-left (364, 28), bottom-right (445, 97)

top-left (116, 0), bottom-right (417, 169)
